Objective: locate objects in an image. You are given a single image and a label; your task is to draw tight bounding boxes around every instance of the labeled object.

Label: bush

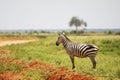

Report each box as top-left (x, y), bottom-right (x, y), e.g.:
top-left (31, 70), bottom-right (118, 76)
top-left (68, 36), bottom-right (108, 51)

top-left (70, 30), bottom-right (76, 34)
top-left (115, 32), bottom-right (120, 35)
top-left (104, 30), bottom-right (113, 35)
top-left (70, 30), bottom-right (85, 35)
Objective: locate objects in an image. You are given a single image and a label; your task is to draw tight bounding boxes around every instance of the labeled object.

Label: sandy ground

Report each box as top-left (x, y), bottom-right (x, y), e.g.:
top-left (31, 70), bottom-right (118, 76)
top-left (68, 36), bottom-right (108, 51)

top-left (0, 40), bottom-right (36, 47)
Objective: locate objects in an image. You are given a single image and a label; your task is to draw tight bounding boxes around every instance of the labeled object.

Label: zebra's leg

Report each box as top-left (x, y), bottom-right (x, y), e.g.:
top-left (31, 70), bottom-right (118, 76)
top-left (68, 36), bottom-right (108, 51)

top-left (69, 55), bottom-right (75, 69)
top-left (89, 56), bottom-right (96, 69)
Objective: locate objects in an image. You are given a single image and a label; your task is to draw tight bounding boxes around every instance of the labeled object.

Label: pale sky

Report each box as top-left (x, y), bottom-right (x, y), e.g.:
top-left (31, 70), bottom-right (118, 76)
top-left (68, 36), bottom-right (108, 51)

top-left (0, 0), bottom-right (120, 30)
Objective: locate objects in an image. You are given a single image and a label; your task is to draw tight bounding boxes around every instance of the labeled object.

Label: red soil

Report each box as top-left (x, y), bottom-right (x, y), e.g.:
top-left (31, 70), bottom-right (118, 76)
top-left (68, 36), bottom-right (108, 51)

top-left (0, 57), bottom-right (96, 80)
top-left (0, 71), bottom-right (23, 80)
top-left (0, 39), bottom-right (96, 80)
top-left (23, 61), bottom-right (96, 80)
top-left (49, 68), bottom-right (95, 80)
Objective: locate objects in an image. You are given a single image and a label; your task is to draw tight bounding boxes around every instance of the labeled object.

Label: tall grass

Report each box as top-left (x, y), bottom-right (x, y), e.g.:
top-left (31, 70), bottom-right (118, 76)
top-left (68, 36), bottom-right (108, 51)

top-left (1, 35), bottom-right (120, 80)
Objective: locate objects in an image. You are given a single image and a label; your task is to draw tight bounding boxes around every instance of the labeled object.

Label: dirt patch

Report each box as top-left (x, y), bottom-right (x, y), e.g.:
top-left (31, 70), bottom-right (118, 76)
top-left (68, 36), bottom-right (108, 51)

top-left (23, 61), bottom-right (96, 80)
top-left (49, 68), bottom-right (95, 80)
top-left (0, 57), bottom-right (24, 80)
top-left (0, 39), bottom-right (96, 80)
top-left (0, 36), bottom-right (37, 42)
top-left (0, 40), bottom-right (37, 47)
top-left (0, 71), bottom-right (23, 80)
top-left (0, 57), bottom-right (96, 80)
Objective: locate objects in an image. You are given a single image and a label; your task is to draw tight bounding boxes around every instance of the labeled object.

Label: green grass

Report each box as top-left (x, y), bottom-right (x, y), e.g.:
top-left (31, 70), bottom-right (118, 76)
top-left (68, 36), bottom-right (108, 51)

top-left (1, 34), bottom-right (120, 80)
top-left (0, 61), bottom-right (22, 73)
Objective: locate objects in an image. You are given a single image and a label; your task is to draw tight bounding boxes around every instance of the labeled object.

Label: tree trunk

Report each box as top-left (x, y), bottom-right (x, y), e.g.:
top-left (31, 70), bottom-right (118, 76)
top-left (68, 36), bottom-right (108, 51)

top-left (76, 26), bottom-right (78, 34)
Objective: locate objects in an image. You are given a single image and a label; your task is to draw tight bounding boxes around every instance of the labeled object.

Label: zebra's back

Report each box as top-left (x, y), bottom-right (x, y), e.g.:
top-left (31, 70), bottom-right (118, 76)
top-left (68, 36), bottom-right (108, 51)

top-left (68, 43), bottom-right (98, 58)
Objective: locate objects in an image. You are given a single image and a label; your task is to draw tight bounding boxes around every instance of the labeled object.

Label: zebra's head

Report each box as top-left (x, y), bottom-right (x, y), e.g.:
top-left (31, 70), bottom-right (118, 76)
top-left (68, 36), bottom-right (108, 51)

top-left (56, 32), bottom-right (65, 46)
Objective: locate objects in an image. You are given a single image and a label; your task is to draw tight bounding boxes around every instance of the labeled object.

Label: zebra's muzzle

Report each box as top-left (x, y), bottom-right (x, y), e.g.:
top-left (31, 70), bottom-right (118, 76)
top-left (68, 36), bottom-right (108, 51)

top-left (56, 42), bottom-right (59, 46)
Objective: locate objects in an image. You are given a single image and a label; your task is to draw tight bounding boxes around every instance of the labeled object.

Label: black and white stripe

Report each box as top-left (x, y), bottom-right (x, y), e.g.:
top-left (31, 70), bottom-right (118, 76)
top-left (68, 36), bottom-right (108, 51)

top-left (56, 33), bottom-right (99, 69)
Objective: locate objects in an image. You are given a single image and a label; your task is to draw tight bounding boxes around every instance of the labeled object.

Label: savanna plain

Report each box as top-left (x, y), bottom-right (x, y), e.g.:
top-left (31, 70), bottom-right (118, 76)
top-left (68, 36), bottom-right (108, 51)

top-left (0, 33), bottom-right (120, 80)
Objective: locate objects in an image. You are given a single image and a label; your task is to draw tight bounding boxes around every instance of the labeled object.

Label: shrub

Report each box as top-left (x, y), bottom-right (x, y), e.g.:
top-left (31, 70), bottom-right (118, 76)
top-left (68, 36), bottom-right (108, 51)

top-left (104, 30), bottom-right (113, 35)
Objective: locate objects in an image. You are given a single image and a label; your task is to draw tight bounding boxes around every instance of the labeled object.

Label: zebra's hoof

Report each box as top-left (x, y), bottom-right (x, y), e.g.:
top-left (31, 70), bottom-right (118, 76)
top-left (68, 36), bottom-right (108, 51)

top-left (72, 68), bottom-right (76, 72)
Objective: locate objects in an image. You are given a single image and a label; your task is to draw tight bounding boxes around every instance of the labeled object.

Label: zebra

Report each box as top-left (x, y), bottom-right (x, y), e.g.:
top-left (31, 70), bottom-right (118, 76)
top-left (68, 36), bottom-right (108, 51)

top-left (56, 33), bottom-right (99, 69)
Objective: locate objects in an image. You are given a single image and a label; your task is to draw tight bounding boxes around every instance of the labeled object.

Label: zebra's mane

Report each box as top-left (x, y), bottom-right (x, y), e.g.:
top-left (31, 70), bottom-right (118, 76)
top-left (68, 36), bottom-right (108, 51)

top-left (63, 35), bottom-right (71, 41)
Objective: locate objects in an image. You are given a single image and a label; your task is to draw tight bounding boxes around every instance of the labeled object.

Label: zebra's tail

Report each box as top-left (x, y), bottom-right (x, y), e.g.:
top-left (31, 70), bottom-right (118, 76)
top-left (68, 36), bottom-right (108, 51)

top-left (88, 44), bottom-right (99, 51)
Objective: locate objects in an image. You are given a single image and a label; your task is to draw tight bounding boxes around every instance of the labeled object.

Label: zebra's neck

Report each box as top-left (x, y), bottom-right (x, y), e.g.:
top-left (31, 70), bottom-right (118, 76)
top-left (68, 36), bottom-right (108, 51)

top-left (62, 38), bottom-right (69, 47)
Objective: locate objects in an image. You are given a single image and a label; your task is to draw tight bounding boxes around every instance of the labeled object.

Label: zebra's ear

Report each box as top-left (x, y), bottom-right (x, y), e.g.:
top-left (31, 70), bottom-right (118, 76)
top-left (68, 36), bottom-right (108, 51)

top-left (58, 32), bottom-right (65, 36)
top-left (62, 32), bottom-right (65, 35)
